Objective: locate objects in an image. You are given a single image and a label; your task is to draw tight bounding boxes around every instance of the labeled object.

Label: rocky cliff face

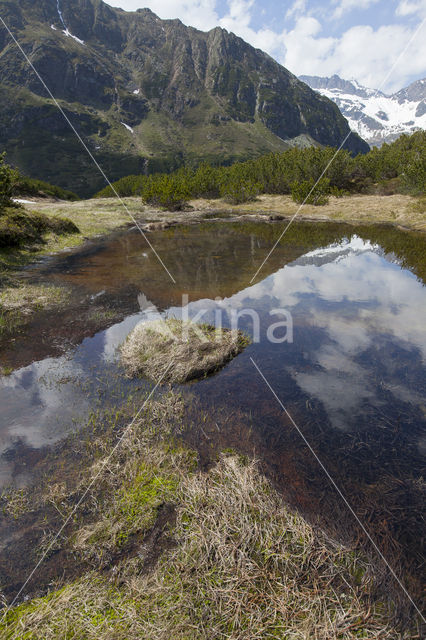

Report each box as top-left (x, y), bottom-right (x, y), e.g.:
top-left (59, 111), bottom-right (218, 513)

top-left (0, 0), bottom-right (368, 196)
top-left (300, 74), bottom-right (426, 148)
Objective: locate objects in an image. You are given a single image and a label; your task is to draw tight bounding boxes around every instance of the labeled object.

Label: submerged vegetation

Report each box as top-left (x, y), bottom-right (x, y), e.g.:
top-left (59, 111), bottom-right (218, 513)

top-left (0, 392), bottom-right (414, 639)
top-left (96, 131), bottom-right (426, 209)
top-left (0, 283), bottom-right (71, 345)
top-left (121, 318), bottom-right (250, 383)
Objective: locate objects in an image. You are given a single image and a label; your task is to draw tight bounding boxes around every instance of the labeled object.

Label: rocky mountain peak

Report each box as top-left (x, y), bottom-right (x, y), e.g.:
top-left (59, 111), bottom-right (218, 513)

top-left (300, 74), bottom-right (426, 147)
top-left (0, 0), bottom-right (368, 196)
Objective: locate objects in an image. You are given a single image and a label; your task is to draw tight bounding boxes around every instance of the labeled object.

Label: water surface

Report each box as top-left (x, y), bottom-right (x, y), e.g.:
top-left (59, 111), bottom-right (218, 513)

top-left (0, 222), bottom-right (425, 579)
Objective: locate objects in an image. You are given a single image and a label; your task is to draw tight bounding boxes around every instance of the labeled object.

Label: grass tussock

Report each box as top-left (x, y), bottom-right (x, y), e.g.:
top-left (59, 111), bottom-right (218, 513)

top-left (0, 206), bottom-right (78, 249)
top-left (0, 283), bottom-right (71, 346)
top-left (0, 283), bottom-right (70, 313)
top-left (0, 446), bottom-right (407, 639)
top-left (120, 318), bottom-right (250, 383)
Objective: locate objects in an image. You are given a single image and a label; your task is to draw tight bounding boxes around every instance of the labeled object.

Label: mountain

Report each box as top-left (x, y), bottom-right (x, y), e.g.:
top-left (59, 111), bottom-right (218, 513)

top-left (300, 74), bottom-right (426, 148)
top-left (0, 0), bottom-right (368, 197)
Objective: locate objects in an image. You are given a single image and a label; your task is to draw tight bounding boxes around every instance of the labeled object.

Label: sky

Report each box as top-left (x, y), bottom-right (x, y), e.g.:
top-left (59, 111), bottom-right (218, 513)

top-left (104, 0), bottom-right (426, 93)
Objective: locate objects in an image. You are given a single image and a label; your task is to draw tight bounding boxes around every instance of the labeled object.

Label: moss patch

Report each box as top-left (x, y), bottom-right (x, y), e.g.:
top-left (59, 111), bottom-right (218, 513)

top-left (120, 318), bottom-right (250, 384)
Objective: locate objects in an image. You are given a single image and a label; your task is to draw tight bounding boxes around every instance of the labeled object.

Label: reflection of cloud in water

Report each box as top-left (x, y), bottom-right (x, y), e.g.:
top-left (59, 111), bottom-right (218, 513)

top-left (1, 236), bottom-right (425, 469)
top-left (175, 238), bottom-right (426, 430)
top-left (0, 356), bottom-right (88, 454)
top-left (102, 296), bottom-right (161, 362)
top-left (101, 313), bottom-right (144, 363)
top-left (295, 369), bottom-right (378, 432)
top-left (0, 293), bottom-right (162, 470)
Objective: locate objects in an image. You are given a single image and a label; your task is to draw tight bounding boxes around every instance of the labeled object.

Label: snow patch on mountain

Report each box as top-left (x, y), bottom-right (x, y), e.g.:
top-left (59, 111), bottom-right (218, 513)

top-left (121, 122), bottom-right (134, 134)
top-left (300, 74), bottom-right (426, 147)
top-left (62, 29), bottom-right (85, 45)
top-left (55, 0), bottom-right (85, 45)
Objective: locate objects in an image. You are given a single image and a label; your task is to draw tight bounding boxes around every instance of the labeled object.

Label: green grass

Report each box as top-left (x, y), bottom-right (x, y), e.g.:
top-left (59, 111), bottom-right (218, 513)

top-left (0, 205), bottom-right (79, 249)
top-left (0, 283), bottom-right (71, 344)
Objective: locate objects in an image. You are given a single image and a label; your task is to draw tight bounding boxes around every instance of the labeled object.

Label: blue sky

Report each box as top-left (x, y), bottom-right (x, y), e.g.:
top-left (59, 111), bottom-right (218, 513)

top-left (105, 0), bottom-right (426, 93)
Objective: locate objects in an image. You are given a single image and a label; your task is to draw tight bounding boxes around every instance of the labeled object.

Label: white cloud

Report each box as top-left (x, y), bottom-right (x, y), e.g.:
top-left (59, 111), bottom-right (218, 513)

top-left (280, 18), bottom-right (426, 92)
top-left (280, 17), bottom-right (336, 77)
top-left (396, 0), bottom-right (426, 17)
top-left (106, 0), bottom-right (219, 31)
top-left (220, 0), bottom-right (254, 25)
top-left (285, 0), bottom-right (307, 20)
top-left (332, 0), bottom-right (380, 20)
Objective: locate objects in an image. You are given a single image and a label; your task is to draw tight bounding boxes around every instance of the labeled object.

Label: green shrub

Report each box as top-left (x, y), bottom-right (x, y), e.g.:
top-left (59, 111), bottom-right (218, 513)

top-left (400, 145), bottom-right (426, 195)
top-left (93, 131), bottom-right (426, 204)
top-left (291, 178), bottom-right (330, 206)
top-left (191, 162), bottom-right (222, 198)
top-left (95, 175), bottom-right (148, 198)
top-left (220, 178), bottom-right (261, 204)
top-left (0, 152), bottom-right (18, 209)
top-left (12, 176), bottom-right (79, 201)
top-left (0, 207), bottom-right (79, 248)
top-left (142, 174), bottom-right (191, 211)
top-left (329, 185), bottom-right (348, 197)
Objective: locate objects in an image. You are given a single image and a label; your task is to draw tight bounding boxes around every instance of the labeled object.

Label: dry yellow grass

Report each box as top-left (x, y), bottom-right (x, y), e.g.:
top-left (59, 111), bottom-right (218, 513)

top-left (19, 193), bottom-right (426, 245)
top-left (0, 454), bottom-right (408, 639)
top-left (190, 193), bottom-right (426, 232)
top-left (0, 392), bottom-right (419, 639)
top-left (0, 283), bottom-right (70, 313)
top-left (120, 318), bottom-right (250, 383)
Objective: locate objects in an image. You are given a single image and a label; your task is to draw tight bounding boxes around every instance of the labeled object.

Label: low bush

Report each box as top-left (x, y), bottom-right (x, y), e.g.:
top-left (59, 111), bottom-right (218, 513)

top-left (291, 177), bottom-right (330, 205)
top-left (142, 174), bottom-right (191, 211)
top-left (93, 131), bottom-right (425, 204)
top-left (95, 175), bottom-right (148, 198)
top-left (220, 178), bottom-right (261, 204)
top-left (0, 152), bottom-right (17, 209)
top-left (12, 176), bottom-right (79, 201)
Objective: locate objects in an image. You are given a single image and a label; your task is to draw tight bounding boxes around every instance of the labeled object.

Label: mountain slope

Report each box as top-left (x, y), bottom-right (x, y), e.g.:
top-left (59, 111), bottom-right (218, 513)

top-left (0, 0), bottom-right (368, 197)
top-left (300, 74), bottom-right (426, 147)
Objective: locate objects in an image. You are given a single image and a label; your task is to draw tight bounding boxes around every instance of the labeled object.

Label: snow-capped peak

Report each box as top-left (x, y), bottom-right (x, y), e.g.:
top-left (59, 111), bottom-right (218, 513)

top-left (300, 74), bottom-right (426, 147)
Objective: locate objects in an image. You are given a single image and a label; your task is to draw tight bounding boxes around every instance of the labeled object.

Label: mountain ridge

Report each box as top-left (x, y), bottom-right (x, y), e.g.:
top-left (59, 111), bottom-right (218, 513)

top-left (300, 74), bottom-right (426, 147)
top-left (0, 0), bottom-right (367, 196)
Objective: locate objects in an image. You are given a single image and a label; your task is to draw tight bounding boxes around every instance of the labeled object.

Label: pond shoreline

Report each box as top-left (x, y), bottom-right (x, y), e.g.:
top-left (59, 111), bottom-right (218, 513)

top-left (0, 220), bottom-right (425, 636)
top-left (0, 391), bottom-right (421, 638)
top-left (1, 207), bottom-right (425, 372)
top-left (0, 192), bottom-right (423, 281)
top-left (10, 191), bottom-right (426, 258)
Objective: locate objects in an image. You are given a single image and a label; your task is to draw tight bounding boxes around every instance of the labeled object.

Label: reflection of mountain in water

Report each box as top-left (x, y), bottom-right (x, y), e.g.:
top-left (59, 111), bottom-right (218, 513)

top-left (291, 235), bottom-right (381, 268)
top-left (1, 226), bottom-right (425, 486)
